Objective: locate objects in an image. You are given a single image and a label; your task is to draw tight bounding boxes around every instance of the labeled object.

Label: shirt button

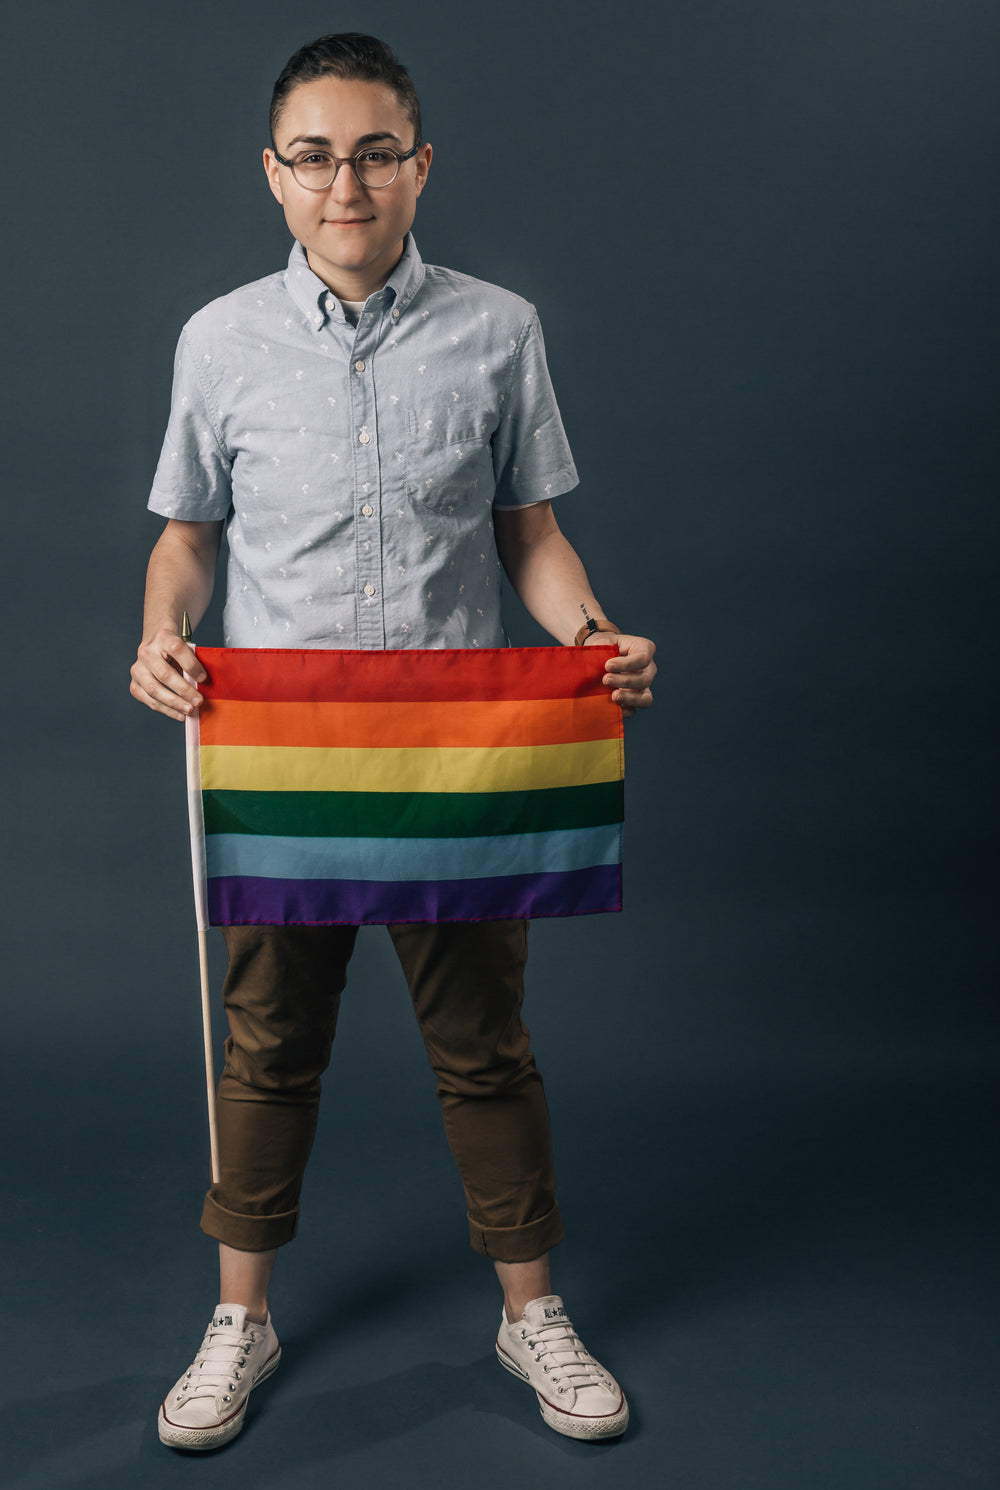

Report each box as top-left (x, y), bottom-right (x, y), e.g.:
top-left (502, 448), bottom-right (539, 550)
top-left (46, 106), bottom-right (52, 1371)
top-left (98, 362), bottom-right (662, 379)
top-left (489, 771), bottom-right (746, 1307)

top-left (354, 360), bottom-right (366, 372)
top-left (361, 504), bottom-right (374, 517)
top-left (391, 308), bottom-right (400, 320)
top-left (358, 431), bottom-right (371, 445)
top-left (363, 583), bottom-right (376, 597)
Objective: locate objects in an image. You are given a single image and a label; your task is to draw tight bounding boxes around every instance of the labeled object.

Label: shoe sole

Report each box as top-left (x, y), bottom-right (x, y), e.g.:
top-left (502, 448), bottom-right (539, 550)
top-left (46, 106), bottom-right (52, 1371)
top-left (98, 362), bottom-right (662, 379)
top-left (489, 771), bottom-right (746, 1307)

top-left (495, 1343), bottom-right (629, 1441)
top-left (157, 1346), bottom-right (281, 1451)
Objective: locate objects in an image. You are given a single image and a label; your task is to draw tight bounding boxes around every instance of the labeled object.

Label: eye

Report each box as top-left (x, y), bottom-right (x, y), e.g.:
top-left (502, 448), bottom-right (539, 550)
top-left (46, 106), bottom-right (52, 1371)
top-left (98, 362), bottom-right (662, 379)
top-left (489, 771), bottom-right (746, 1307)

top-left (358, 149), bottom-right (394, 165)
top-left (299, 151), bottom-right (333, 166)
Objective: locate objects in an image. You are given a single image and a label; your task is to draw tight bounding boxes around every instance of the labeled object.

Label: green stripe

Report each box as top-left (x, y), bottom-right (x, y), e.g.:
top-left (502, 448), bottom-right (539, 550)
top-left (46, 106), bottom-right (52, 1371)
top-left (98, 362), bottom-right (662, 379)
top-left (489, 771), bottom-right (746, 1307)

top-left (202, 782), bottom-right (623, 840)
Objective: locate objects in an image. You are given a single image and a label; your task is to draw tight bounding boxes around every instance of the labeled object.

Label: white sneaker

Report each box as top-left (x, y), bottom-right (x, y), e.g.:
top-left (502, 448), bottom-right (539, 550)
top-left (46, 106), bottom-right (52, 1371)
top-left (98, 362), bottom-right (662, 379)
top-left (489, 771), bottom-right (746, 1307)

top-left (496, 1294), bottom-right (629, 1441)
top-left (158, 1304), bottom-right (281, 1451)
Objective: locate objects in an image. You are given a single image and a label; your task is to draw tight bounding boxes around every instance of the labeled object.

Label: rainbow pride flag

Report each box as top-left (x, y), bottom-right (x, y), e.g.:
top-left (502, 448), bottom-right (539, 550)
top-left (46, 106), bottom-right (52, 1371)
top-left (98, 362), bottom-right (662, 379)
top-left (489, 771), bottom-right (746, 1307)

top-left (186, 647), bottom-right (624, 927)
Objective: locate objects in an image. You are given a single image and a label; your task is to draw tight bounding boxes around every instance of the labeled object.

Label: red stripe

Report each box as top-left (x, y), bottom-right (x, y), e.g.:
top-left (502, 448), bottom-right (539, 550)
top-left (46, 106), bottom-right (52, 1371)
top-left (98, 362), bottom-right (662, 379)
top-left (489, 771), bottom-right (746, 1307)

top-left (195, 645), bottom-right (619, 704)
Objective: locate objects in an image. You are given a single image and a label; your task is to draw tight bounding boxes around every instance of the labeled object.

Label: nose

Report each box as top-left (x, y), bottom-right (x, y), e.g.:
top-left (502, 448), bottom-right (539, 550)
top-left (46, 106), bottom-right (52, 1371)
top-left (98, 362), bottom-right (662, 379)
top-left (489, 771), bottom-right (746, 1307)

top-left (328, 161), bottom-right (365, 205)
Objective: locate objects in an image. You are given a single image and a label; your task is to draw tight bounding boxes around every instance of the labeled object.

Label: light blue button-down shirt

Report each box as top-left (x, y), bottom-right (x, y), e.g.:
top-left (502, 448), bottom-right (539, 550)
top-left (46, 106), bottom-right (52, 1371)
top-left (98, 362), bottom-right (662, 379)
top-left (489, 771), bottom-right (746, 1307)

top-left (148, 237), bottom-right (579, 648)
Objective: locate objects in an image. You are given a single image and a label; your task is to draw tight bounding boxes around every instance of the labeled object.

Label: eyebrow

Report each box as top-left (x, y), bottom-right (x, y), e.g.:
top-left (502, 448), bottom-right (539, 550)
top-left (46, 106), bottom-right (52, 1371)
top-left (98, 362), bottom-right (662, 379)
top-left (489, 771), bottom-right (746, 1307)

top-left (282, 131), bottom-right (405, 151)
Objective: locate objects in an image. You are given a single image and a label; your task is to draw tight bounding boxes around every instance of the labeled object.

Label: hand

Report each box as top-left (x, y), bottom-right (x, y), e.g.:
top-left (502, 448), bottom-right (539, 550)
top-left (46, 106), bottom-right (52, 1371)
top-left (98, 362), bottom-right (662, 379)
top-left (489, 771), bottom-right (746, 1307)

top-left (585, 632), bottom-right (656, 717)
top-left (130, 628), bottom-right (208, 722)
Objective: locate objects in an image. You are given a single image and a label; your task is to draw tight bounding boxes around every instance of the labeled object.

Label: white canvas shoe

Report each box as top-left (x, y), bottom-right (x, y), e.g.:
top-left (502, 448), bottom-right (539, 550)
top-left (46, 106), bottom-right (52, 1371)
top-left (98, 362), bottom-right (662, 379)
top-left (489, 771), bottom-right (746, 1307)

top-left (496, 1294), bottom-right (629, 1441)
top-left (158, 1304), bottom-right (281, 1451)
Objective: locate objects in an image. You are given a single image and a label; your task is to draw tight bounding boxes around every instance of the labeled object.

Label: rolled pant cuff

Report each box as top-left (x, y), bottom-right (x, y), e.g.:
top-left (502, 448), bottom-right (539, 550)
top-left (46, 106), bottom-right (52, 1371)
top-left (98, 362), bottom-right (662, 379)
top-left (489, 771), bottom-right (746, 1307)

top-left (200, 1191), bottom-right (299, 1251)
top-left (468, 1202), bottom-right (565, 1262)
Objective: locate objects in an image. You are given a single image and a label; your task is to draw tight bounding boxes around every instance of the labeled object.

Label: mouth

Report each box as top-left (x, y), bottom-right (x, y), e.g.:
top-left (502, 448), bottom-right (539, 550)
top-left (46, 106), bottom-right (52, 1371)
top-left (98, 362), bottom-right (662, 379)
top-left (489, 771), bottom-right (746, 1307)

top-left (324, 217), bottom-right (375, 227)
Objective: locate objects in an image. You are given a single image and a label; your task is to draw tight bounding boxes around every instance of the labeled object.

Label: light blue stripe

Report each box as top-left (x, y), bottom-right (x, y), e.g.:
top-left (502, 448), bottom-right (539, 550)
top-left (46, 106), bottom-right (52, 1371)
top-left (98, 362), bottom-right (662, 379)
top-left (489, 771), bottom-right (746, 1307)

top-left (206, 826), bottom-right (620, 884)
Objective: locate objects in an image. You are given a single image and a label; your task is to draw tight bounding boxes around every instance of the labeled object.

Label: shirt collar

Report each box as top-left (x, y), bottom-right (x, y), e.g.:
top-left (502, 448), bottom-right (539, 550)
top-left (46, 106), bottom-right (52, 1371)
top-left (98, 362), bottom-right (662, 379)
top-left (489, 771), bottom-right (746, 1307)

top-left (283, 234), bottom-right (426, 329)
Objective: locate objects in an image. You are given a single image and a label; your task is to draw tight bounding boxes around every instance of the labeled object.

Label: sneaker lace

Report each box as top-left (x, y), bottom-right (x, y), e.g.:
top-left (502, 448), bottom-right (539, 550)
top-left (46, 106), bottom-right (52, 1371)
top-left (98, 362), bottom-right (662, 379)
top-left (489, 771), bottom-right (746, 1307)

top-left (180, 1321), bottom-right (259, 1403)
top-left (520, 1317), bottom-right (609, 1394)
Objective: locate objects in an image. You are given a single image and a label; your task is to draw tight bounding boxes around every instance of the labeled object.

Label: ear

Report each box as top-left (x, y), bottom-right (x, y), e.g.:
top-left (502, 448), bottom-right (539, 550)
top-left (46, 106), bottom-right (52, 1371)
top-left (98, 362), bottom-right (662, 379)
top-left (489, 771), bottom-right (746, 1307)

top-left (263, 147), bottom-right (285, 205)
top-left (414, 142), bottom-right (433, 198)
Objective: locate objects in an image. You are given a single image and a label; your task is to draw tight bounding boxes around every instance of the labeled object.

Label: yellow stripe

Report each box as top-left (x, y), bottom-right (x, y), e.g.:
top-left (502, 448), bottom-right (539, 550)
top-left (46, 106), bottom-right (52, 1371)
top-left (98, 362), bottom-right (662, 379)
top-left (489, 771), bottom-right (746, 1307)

top-left (200, 739), bottom-right (623, 795)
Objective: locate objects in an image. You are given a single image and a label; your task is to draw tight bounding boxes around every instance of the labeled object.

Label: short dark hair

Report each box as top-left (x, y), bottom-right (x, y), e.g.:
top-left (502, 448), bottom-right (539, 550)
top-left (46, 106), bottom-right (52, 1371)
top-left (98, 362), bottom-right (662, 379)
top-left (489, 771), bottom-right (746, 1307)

top-left (270, 33), bottom-right (422, 147)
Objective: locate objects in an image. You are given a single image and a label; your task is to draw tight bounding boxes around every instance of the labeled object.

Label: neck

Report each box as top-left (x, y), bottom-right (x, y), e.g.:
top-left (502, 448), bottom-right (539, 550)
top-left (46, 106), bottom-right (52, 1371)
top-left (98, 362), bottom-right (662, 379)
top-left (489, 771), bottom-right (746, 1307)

top-left (305, 240), bottom-right (405, 303)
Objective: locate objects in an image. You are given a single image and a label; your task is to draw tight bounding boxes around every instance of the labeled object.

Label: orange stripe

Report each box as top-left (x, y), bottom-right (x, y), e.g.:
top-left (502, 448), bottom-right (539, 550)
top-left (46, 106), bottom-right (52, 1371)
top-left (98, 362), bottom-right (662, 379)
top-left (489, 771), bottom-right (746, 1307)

top-left (199, 694), bottom-right (617, 749)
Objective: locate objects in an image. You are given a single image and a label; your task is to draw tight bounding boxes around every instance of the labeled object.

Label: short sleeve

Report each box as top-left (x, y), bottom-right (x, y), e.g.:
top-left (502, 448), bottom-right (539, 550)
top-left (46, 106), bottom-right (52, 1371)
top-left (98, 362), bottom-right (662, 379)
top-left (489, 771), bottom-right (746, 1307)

top-left (147, 328), bottom-right (233, 520)
top-left (491, 311), bottom-right (579, 509)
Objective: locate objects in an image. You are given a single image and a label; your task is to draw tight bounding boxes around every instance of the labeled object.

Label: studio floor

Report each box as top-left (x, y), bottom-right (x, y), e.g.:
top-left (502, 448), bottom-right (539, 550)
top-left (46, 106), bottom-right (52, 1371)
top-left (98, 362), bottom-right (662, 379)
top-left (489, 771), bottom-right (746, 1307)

top-left (3, 926), bottom-right (996, 1490)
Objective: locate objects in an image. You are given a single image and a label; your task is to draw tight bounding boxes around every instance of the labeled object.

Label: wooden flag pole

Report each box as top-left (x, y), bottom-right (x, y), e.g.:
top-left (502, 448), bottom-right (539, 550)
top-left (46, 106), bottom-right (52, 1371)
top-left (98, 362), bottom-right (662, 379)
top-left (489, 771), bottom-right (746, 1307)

top-left (183, 610), bottom-right (221, 1186)
top-left (196, 922), bottom-right (221, 1187)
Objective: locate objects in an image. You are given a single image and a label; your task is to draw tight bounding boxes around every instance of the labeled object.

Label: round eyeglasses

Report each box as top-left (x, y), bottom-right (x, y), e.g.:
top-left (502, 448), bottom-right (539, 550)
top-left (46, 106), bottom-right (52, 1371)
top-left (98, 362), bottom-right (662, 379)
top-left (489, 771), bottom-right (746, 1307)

top-left (272, 142), bottom-right (421, 191)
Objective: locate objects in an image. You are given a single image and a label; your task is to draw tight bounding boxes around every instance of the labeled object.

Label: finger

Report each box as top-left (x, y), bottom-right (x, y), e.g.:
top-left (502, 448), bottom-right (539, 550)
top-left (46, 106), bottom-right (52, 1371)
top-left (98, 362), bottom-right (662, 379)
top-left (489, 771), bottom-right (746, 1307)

top-left (605, 646), bottom-right (656, 674)
top-left (146, 628), bottom-right (208, 683)
top-left (140, 648), bottom-right (205, 708)
top-left (179, 644), bottom-right (209, 683)
top-left (606, 661), bottom-right (656, 681)
top-left (161, 634), bottom-right (208, 683)
top-left (131, 657), bottom-right (202, 714)
top-left (605, 670), bottom-right (656, 696)
top-left (611, 686), bottom-right (653, 712)
top-left (147, 664), bottom-right (203, 710)
top-left (129, 675), bottom-right (190, 723)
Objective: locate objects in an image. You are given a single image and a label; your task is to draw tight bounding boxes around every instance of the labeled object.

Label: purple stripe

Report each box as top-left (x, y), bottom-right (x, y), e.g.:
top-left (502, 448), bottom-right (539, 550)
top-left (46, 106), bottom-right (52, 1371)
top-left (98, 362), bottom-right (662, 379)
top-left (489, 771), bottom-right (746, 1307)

top-left (207, 865), bottom-right (622, 926)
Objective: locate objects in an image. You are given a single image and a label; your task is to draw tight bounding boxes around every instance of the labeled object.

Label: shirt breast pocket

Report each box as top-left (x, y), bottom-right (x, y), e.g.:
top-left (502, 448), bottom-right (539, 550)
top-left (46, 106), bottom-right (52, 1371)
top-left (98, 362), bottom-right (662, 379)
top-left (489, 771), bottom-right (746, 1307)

top-left (404, 407), bottom-right (495, 515)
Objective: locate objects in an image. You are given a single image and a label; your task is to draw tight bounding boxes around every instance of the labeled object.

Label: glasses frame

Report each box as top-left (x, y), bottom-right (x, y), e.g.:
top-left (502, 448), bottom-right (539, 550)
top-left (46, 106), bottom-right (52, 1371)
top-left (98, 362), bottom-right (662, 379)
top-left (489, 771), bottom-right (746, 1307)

top-left (271, 142), bottom-right (421, 192)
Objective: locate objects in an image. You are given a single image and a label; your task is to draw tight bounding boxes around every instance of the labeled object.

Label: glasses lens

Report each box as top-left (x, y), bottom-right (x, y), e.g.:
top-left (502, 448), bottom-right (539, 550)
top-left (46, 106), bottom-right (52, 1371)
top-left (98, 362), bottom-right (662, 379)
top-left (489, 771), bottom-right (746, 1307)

top-left (291, 152), bottom-right (337, 189)
top-left (355, 149), bottom-right (399, 188)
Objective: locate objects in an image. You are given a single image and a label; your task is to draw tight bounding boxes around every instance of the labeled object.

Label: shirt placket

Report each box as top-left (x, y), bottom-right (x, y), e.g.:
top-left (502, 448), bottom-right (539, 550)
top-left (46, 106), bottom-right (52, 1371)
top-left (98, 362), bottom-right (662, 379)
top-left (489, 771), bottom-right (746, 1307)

top-left (347, 304), bottom-right (386, 649)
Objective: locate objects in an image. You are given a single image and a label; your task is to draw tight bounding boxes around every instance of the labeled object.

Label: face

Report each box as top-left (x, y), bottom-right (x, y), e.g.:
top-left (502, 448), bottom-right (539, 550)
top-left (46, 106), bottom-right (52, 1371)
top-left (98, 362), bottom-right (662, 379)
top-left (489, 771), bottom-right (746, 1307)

top-left (264, 75), bottom-right (431, 300)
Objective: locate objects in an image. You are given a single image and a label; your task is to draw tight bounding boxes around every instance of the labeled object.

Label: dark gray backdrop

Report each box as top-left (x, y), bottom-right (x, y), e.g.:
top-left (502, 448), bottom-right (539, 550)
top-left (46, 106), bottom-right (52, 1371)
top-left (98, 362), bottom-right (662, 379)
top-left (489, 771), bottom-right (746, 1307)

top-left (2, 1), bottom-right (997, 1487)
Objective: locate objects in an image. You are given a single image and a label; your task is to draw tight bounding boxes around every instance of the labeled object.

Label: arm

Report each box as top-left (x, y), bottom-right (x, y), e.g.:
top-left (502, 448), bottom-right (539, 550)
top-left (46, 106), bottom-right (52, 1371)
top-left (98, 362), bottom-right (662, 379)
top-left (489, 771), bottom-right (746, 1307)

top-left (129, 518), bottom-right (224, 722)
top-left (493, 501), bottom-right (656, 715)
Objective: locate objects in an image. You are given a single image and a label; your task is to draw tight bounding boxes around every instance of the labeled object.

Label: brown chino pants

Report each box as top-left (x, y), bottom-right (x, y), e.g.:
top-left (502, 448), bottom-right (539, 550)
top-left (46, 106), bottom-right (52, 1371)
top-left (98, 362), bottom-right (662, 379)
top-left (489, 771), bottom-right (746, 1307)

top-left (199, 919), bottom-right (565, 1263)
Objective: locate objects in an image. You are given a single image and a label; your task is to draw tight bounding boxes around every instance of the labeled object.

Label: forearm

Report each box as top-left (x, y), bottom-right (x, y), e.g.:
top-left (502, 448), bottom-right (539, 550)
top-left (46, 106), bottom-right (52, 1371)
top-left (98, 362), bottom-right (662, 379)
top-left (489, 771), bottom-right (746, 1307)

top-left (131, 519), bottom-right (222, 721)
top-left (141, 521), bottom-right (221, 641)
top-left (495, 506), bottom-right (613, 645)
top-left (494, 501), bottom-right (655, 713)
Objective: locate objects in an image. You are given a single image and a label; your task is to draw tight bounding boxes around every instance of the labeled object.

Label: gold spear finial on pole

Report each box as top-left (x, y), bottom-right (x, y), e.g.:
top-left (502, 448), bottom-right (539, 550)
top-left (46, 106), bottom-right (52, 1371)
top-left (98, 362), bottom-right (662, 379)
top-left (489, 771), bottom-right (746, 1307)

top-left (181, 610), bottom-right (192, 644)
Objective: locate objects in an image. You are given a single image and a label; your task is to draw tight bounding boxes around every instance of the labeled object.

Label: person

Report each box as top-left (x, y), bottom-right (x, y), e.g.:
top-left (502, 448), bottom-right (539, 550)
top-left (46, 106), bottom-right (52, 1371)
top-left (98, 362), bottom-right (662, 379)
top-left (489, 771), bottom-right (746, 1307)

top-left (130, 32), bottom-right (656, 1452)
